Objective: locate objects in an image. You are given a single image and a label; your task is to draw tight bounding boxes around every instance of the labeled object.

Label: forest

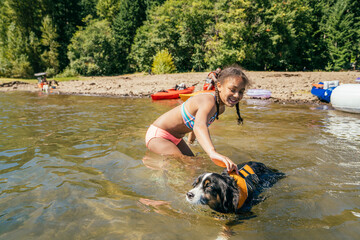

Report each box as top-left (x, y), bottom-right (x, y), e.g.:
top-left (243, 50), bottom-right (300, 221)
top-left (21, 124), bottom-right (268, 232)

top-left (0, 0), bottom-right (359, 78)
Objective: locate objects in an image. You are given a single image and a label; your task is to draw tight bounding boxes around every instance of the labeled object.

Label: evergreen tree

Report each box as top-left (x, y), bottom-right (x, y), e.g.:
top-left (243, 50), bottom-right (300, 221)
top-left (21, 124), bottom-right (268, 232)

top-left (347, 0), bottom-right (360, 69)
top-left (0, 0), bottom-right (10, 76)
top-left (7, 0), bottom-right (42, 36)
top-left (6, 22), bottom-right (33, 77)
top-left (321, 0), bottom-right (356, 70)
top-left (0, 0), bottom-right (10, 45)
top-left (112, 0), bottom-right (146, 72)
top-left (80, 0), bottom-right (98, 18)
top-left (6, 0), bottom-right (43, 73)
top-left (45, 0), bottom-right (87, 70)
top-left (27, 31), bottom-right (42, 74)
top-left (41, 15), bottom-right (60, 75)
top-left (96, 0), bottom-right (121, 22)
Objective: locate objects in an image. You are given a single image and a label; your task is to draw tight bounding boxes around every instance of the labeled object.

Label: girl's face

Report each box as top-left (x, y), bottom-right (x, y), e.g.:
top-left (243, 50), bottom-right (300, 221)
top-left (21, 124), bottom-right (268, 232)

top-left (217, 76), bottom-right (246, 107)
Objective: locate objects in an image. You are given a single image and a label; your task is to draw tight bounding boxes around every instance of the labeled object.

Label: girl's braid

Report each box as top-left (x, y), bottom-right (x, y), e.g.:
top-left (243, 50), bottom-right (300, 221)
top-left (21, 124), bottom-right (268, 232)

top-left (214, 83), bottom-right (220, 120)
top-left (236, 102), bottom-right (243, 125)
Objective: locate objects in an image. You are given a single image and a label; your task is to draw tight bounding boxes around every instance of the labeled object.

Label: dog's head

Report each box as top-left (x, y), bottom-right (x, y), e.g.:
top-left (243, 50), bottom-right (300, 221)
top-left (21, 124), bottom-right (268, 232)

top-left (186, 173), bottom-right (240, 213)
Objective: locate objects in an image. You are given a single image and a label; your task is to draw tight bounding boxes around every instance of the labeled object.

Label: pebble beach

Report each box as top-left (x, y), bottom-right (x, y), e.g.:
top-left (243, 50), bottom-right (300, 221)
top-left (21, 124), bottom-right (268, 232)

top-left (1, 71), bottom-right (359, 104)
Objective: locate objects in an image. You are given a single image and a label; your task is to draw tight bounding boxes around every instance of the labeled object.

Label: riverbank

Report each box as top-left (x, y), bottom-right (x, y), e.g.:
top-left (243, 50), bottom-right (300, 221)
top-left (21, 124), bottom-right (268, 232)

top-left (1, 71), bottom-right (359, 103)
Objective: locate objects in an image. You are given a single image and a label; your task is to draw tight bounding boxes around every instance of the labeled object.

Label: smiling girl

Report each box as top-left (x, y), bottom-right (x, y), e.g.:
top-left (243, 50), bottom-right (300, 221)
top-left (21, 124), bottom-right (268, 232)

top-left (145, 66), bottom-right (250, 173)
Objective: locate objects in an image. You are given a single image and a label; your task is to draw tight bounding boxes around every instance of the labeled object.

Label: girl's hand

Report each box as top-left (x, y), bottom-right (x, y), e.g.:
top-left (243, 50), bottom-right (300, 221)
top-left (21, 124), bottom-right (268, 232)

top-left (209, 151), bottom-right (239, 175)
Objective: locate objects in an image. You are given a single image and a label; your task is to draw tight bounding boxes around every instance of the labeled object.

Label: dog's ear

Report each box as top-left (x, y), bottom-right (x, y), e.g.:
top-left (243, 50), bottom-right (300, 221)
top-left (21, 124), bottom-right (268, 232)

top-left (192, 173), bottom-right (205, 187)
top-left (219, 176), bottom-right (239, 213)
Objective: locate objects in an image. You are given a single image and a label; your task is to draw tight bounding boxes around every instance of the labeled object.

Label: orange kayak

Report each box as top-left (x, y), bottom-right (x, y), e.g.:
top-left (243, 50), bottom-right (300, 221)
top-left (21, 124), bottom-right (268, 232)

top-left (179, 90), bottom-right (214, 101)
top-left (151, 86), bottom-right (195, 100)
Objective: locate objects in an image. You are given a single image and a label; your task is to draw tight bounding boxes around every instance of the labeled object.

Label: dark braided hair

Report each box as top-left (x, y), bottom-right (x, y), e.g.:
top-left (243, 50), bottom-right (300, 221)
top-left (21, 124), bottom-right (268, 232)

top-left (214, 65), bottom-right (250, 125)
top-left (215, 84), bottom-right (220, 120)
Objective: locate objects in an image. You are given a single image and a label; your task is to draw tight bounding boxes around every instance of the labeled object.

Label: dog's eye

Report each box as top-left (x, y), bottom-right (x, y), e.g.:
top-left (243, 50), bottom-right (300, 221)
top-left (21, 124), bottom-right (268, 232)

top-left (204, 179), bottom-right (211, 188)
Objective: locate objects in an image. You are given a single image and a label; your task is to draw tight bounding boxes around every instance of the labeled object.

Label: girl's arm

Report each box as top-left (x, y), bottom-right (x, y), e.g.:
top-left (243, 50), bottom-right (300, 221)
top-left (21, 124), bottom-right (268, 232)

top-left (187, 131), bottom-right (196, 144)
top-left (208, 72), bottom-right (217, 82)
top-left (192, 98), bottom-right (239, 174)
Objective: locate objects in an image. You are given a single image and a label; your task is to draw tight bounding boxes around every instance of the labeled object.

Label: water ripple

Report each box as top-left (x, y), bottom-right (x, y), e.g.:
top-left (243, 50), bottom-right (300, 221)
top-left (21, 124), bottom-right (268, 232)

top-left (0, 93), bottom-right (359, 239)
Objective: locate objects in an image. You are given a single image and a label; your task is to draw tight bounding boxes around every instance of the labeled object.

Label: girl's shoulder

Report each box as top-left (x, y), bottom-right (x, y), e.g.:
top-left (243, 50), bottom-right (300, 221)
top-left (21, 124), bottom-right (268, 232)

top-left (186, 92), bottom-right (216, 108)
top-left (189, 92), bottom-right (216, 102)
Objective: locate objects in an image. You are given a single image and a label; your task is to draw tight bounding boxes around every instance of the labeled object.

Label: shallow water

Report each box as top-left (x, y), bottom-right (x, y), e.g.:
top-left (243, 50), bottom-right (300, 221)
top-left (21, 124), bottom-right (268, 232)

top-left (0, 92), bottom-right (359, 240)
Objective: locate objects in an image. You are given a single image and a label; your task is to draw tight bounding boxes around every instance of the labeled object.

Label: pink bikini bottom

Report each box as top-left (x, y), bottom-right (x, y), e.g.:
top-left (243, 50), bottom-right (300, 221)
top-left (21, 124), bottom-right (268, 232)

top-left (145, 125), bottom-right (182, 147)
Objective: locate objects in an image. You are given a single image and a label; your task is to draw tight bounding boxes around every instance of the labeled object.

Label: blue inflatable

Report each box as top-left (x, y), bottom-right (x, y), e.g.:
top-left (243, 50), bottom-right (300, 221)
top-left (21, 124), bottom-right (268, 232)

top-left (311, 82), bottom-right (337, 103)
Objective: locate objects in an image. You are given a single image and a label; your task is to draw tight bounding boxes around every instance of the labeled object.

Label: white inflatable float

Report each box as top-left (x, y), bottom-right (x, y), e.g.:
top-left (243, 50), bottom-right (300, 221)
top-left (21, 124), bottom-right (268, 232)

top-left (246, 89), bottom-right (271, 99)
top-left (330, 84), bottom-right (360, 113)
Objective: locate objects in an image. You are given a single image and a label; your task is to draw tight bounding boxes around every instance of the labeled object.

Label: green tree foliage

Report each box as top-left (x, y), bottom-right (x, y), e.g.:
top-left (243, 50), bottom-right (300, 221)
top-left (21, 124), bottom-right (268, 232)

top-left (112, 0), bottom-right (146, 72)
top-left (202, 0), bottom-right (322, 71)
top-left (0, 0), bottom-right (90, 77)
top-left (45, 0), bottom-right (90, 70)
top-left (353, 1), bottom-right (360, 69)
top-left (0, 0), bottom-right (10, 44)
top-left (320, 0), bottom-right (360, 70)
top-left (6, 0), bottom-right (42, 36)
top-left (5, 0), bottom-right (43, 73)
top-left (0, 0), bottom-right (10, 75)
top-left (204, 0), bottom-right (252, 69)
top-left (152, 49), bottom-right (176, 74)
top-left (4, 22), bottom-right (33, 77)
top-left (96, 0), bottom-right (121, 22)
top-left (67, 19), bottom-right (117, 76)
top-left (41, 16), bottom-right (60, 75)
top-left (0, 0), bottom-right (359, 77)
top-left (177, 0), bottom-right (213, 71)
top-left (130, 0), bottom-right (325, 72)
top-left (80, 0), bottom-right (98, 19)
top-left (130, 0), bottom-right (214, 72)
top-left (259, 0), bottom-right (316, 70)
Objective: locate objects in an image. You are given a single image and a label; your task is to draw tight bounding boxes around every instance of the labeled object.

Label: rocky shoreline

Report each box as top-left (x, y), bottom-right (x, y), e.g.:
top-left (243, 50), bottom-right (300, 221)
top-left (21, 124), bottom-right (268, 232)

top-left (1, 71), bottom-right (359, 104)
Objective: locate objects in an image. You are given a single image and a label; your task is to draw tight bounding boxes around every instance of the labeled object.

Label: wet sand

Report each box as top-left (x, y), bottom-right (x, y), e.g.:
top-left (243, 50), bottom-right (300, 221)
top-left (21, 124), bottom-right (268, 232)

top-left (1, 71), bottom-right (359, 103)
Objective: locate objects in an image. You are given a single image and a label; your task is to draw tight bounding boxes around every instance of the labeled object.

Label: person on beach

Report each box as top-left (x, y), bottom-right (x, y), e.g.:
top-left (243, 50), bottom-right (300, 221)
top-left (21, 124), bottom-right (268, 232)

top-left (41, 76), bottom-right (49, 92)
top-left (203, 67), bottom-right (221, 90)
top-left (145, 66), bottom-right (250, 173)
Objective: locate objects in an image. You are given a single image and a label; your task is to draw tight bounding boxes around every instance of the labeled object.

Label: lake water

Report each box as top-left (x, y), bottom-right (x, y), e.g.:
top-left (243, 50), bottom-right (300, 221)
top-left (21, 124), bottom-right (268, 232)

top-left (0, 92), bottom-right (359, 240)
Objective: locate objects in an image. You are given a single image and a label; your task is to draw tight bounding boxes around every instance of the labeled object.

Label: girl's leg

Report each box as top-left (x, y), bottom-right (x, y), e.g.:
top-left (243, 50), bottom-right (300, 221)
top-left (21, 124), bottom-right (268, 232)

top-left (147, 138), bottom-right (194, 156)
top-left (147, 137), bottom-right (183, 155)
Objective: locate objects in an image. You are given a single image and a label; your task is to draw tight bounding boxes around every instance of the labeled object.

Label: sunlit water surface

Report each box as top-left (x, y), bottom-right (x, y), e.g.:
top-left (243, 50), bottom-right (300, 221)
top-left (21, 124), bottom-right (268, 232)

top-left (0, 92), bottom-right (359, 240)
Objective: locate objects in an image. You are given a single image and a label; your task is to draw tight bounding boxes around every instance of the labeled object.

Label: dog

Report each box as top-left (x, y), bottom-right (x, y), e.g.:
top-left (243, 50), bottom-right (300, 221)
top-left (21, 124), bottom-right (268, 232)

top-left (186, 161), bottom-right (285, 213)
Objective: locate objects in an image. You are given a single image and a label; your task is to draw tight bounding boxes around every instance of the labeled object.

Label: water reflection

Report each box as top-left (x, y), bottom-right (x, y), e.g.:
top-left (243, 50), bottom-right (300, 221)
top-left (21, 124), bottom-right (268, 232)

top-left (323, 110), bottom-right (360, 142)
top-left (0, 92), bottom-right (359, 239)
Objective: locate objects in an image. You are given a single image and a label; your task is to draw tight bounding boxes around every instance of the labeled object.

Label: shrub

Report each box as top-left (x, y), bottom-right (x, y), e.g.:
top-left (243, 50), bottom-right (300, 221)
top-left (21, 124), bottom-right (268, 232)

top-left (11, 54), bottom-right (33, 78)
top-left (56, 67), bottom-right (79, 78)
top-left (67, 20), bottom-right (117, 76)
top-left (151, 49), bottom-right (176, 74)
top-left (45, 68), bottom-right (56, 77)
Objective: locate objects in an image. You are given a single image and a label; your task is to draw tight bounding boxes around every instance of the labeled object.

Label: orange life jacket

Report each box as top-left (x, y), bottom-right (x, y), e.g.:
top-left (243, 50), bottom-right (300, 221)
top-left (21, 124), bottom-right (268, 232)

top-left (203, 83), bottom-right (215, 90)
top-left (204, 71), bottom-right (218, 90)
top-left (229, 164), bottom-right (256, 209)
top-left (208, 71), bottom-right (218, 78)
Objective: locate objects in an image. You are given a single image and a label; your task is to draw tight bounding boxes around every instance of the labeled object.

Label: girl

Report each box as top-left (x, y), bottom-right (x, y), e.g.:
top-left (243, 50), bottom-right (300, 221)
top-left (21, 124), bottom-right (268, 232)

top-left (145, 66), bottom-right (250, 174)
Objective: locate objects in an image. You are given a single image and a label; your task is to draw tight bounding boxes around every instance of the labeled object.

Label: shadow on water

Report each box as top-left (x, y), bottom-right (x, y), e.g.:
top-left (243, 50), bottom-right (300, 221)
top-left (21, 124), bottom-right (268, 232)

top-left (0, 92), bottom-right (359, 239)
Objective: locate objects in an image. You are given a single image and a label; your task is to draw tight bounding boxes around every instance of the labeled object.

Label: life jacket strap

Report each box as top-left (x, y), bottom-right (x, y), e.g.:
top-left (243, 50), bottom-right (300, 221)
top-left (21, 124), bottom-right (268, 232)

top-left (229, 164), bottom-right (256, 209)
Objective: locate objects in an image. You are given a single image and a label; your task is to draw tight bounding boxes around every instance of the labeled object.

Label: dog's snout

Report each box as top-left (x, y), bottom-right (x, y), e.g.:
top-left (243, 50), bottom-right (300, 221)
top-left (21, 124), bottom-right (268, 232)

top-left (186, 192), bottom-right (194, 199)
